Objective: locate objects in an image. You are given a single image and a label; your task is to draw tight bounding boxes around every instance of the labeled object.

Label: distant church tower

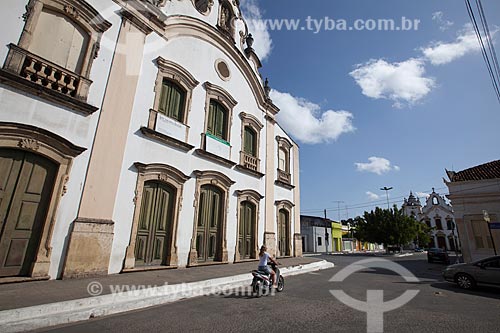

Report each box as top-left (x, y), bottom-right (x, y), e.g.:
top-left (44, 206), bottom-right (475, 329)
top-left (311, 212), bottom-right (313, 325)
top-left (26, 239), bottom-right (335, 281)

top-left (402, 191), bottom-right (422, 218)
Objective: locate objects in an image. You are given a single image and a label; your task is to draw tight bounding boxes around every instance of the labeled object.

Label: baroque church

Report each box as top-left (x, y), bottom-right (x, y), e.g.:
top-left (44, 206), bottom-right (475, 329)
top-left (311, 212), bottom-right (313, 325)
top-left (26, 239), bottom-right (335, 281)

top-left (0, 0), bottom-right (301, 280)
top-left (402, 190), bottom-right (459, 251)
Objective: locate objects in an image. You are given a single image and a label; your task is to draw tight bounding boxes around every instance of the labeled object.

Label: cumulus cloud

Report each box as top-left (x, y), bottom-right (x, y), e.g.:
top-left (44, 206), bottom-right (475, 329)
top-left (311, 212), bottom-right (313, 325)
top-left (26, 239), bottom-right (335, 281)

top-left (366, 191), bottom-right (380, 201)
top-left (350, 58), bottom-right (436, 107)
top-left (432, 11), bottom-right (454, 31)
top-left (421, 24), bottom-right (481, 65)
top-left (355, 157), bottom-right (399, 175)
top-left (240, 0), bottom-right (272, 60)
top-left (416, 192), bottom-right (430, 199)
top-left (270, 90), bottom-right (355, 144)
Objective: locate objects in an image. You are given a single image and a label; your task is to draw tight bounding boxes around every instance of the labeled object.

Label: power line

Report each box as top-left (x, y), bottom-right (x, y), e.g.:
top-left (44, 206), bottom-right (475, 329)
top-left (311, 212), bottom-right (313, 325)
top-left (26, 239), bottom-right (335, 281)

top-left (465, 0), bottom-right (500, 103)
top-left (301, 182), bottom-right (500, 215)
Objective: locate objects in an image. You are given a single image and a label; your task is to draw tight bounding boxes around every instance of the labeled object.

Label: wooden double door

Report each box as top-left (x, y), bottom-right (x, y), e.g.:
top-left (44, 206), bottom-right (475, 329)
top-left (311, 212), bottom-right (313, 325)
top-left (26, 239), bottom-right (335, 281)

top-left (277, 209), bottom-right (290, 257)
top-left (0, 149), bottom-right (56, 277)
top-left (238, 201), bottom-right (256, 260)
top-left (135, 181), bottom-right (176, 266)
top-left (196, 185), bottom-right (223, 263)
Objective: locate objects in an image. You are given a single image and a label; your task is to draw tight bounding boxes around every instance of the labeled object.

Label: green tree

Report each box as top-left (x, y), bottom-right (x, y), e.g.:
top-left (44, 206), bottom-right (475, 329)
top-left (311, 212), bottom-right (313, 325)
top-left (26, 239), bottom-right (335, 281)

top-left (352, 206), bottom-right (429, 252)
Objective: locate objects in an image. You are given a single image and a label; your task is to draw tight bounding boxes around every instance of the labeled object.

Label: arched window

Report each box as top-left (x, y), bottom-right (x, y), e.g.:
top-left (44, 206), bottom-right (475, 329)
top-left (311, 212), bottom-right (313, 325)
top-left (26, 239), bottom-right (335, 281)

top-left (207, 100), bottom-right (228, 141)
top-left (158, 79), bottom-right (186, 122)
top-left (29, 9), bottom-right (89, 73)
top-left (278, 148), bottom-right (288, 172)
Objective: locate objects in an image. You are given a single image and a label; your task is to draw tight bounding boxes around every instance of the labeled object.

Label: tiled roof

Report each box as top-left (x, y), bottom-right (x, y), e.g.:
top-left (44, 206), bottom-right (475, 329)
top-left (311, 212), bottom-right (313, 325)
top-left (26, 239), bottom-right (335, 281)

top-left (448, 160), bottom-right (500, 182)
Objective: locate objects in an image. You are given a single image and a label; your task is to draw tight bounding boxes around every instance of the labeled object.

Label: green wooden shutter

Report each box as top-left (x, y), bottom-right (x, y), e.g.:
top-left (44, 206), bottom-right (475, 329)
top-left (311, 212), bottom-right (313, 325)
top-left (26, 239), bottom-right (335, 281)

top-left (207, 101), bottom-right (216, 135)
top-left (159, 80), bottom-right (185, 122)
top-left (244, 127), bottom-right (256, 156)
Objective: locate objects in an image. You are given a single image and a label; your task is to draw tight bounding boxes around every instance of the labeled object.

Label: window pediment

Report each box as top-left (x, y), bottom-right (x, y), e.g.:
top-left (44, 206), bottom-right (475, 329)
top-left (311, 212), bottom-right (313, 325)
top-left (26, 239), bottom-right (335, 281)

top-left (204, 81), bottom-right (238, 109)
top-left (156, 57), bottom-right (199, 91)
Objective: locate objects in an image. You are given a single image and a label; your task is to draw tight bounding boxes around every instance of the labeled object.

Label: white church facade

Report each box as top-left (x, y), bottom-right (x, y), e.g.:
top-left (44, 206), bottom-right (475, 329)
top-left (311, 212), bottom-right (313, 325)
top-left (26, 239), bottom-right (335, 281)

top-left (402, 190), bottom-right (459, 252)
top-left (0, 0), bottom-right (301, 281)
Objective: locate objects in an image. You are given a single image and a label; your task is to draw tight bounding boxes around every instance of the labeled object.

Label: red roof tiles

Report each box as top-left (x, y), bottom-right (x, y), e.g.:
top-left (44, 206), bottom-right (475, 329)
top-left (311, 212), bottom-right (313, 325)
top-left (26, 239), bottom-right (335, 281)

top-left (448, 159), bottom-right (500, 182)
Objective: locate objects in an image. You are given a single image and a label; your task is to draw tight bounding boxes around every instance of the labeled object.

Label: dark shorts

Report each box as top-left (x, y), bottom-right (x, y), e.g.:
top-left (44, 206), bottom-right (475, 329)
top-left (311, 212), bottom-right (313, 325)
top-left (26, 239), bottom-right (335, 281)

top-left (258, 265), bottom-right (272, 274)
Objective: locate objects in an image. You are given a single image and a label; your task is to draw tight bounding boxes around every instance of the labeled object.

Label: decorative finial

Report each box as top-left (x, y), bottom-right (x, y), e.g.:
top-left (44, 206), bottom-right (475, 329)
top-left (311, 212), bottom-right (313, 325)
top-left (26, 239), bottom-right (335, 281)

top-left (246, 33), bottom-right (254, 49)
top-left (432, 187), bottom-right (435, 193)
top-left (264, 78), bottom-right (271, 97)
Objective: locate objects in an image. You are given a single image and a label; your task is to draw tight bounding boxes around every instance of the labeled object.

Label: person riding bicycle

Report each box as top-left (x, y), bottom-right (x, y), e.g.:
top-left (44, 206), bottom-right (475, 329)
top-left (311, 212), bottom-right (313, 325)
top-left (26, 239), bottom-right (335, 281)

top-left (258, 245), bottom-right (279, 288)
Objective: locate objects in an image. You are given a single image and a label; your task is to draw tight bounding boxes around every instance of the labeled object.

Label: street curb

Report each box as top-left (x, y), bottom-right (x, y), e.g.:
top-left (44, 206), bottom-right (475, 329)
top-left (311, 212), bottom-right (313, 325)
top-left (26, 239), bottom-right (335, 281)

top-left (0, 260), bottom-right (334, 332)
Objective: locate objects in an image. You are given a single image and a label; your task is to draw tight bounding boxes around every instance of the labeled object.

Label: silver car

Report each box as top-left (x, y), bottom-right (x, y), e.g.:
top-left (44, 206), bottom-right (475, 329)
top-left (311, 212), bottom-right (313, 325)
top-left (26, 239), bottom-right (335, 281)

top-left (443, 255), bottom-right (500, 290)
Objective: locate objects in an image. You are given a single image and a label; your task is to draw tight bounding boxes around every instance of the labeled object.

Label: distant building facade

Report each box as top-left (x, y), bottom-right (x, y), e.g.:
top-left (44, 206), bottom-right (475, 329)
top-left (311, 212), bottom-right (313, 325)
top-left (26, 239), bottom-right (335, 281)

top-left (403, 190), bottom-right (459, 251)
top-left (300, 215), bottom-right (332, 253)
top-left (446, 160), bottom-right (500, 262)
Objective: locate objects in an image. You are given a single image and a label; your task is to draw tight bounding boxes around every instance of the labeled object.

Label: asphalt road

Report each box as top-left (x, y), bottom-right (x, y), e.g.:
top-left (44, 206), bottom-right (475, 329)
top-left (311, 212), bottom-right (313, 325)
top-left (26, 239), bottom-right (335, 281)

top-left (37, 253), bottom-right (500, 333)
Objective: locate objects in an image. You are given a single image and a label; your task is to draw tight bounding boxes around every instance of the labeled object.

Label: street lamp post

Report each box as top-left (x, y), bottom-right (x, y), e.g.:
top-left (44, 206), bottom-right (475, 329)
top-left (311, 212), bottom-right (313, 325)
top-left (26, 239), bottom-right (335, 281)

top-left (380, 187), bottom-right (393, 209)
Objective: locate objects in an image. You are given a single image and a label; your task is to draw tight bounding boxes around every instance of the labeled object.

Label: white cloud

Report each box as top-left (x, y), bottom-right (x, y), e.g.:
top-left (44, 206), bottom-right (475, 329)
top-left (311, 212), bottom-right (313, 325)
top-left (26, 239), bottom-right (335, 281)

top-left (366, 191), bottom-right (380, 201)
top-left (394, 165), bottom-right (401, 171)
top-left (355, 157), bottom-right (399, 175)
top-left (270, 90), bottom-right (355, 144)
top-left (350, 58), bottom-right (436, 107)
top-left (432, 11), bottom-right (454, 31)
top-left (416, 192), bottom-right (430, 199)
top-left (240, 0), bottom-right (272, 60)
top-left (421, 24), bottom-right (481, 65)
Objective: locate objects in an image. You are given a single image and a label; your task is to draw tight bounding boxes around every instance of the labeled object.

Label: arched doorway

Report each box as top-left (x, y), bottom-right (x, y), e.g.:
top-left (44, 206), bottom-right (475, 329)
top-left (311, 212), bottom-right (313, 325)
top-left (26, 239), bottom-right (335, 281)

top-left (196, 185), bottom-right (224, 263)
top-left (134, 181), bottom-right (176, 266)
top-left (278, 208), bottom-right (290, 257)
top-left (0, 149), bottom-right (57, 277)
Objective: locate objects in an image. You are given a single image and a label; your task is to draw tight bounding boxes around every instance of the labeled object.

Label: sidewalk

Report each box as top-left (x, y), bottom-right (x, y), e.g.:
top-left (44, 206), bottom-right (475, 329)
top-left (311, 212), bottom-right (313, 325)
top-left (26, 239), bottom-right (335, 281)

top-left (0, 257), bottom-right (333, 332)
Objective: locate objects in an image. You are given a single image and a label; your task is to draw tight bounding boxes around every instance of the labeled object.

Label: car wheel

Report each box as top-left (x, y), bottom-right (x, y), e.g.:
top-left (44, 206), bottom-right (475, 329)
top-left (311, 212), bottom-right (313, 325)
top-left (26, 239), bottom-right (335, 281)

top-left (455, 273), bottom-right (475, 290)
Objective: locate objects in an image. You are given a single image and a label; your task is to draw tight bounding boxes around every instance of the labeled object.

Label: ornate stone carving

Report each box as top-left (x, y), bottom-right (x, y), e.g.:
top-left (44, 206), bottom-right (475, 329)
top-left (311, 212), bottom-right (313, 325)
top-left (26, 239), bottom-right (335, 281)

top-left (145, 0), bottom-right (167, 7)
top-left (193, 0), bottom-right (214, 15)
top-left (92, 42), bottom-right (100, 60)
top-left (22, 1), bottom-right (34, 22)
top-left (64, 5), bottom-right (79, 19)
top-left (19, 138), bottom-right (40, 151)
top-left (158, 174), bottom-right (168, 182)
top-left (61, 175), bottom-right (70, 196)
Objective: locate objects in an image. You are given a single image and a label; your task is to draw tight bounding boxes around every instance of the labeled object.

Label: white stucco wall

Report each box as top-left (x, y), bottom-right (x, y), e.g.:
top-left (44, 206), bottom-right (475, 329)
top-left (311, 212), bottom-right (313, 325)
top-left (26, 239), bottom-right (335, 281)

top-left (0, 0), bottom-right (121, 278)
top-left (109, 24), bottom-right (271, 272)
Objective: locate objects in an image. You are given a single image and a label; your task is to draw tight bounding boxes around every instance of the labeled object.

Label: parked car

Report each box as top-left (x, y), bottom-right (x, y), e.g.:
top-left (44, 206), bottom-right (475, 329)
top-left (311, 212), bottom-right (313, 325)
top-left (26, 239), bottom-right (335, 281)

top-left (414, 247), bottom-right (424, 252)
top-left (443, 255), bottom-right (500, 290)
top-left (427, 248), bottom-right (450, 264)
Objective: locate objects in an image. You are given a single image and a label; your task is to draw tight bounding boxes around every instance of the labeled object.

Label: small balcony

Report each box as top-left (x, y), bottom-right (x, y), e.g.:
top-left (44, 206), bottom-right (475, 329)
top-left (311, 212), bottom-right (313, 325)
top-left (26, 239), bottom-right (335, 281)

top-left (277, 169), bottom-right (291, 184)
top-left (0, 43), bottom-right (96, 114)
top-left (240, 151), bottom-right (260, 172)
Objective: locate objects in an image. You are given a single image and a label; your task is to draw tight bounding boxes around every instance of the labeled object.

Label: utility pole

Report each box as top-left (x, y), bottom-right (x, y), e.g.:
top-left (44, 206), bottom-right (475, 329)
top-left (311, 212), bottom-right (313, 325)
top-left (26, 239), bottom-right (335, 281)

top-left (324, 209), bottom-right (329, 253)
top-left (380, 187), bottom-right (393, 209)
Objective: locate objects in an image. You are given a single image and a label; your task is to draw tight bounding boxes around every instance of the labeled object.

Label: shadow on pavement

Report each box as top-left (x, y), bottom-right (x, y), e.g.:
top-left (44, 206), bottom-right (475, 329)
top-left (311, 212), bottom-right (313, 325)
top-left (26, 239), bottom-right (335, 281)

top-left (430, 281), bottom-right (500, 300)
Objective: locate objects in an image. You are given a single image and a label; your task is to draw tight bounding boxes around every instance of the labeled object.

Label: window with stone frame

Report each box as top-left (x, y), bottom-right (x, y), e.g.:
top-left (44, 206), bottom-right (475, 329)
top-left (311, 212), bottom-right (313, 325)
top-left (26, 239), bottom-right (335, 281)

top-left (276, 136), bottom-right (292, 185)
top-left (471, 220), bottom-right (493, 249)
top-left (151, 57), bottom-right (199, 126)
top-left (202, 82), bottom-right (237, 144)
top-left (239, 112), bottom-right (263, 172)
top-left (207, 100), bottom-right (229, 141)
top-left (435, 218), bottom-right (443, 230)
top-left (1, 0), bottom-right (111, 112)
top-left (446, 219), bottom-right (454, 230)
top-left (158, 79), bottom-right (186, 122)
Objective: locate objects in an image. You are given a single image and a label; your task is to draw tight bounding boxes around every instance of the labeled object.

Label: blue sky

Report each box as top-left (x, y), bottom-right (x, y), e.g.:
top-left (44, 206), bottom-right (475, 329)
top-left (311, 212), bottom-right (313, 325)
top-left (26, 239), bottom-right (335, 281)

top-left (241, 0), bottom-right (500, 220)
